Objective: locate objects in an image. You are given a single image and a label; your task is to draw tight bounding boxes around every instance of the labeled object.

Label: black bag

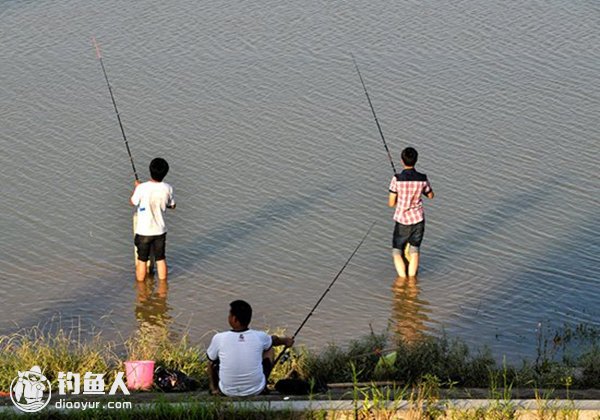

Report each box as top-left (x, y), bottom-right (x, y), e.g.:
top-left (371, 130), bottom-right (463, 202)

top-left (274, 378), bottom-right (328, 395)
top-left (154, 366), bottom-right (200, 392)
top-left (274, 379), bottom-right (312, 395)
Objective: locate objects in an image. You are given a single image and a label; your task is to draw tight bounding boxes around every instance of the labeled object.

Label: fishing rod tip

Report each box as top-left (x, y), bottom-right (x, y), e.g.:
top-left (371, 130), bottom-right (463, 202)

top-left (92, 36), bottom-right (102, 59)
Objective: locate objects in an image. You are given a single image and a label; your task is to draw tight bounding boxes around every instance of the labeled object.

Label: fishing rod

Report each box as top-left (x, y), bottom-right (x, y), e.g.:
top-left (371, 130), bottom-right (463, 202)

top-left (271, 221), bottom-right (377, 370)
top-left (92, 37), bottom-right (139, 181)
top-left (351, 54), bottom-right (397, 174)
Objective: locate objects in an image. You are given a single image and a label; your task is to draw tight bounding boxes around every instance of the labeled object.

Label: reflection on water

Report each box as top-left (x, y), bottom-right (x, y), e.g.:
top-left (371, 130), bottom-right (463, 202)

top-left (134, 276), bottom-right (171, 345)
top-left (391, 276), bottom-right (432, 344)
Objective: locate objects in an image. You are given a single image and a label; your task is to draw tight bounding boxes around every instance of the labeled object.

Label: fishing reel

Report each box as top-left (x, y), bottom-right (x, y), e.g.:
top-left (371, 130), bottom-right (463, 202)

top-left (279, 351), bottom-right (291, 363)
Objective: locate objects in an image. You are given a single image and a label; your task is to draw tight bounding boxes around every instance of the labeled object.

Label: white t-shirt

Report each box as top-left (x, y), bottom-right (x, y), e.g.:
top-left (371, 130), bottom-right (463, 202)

top-left (206, 329), bottom-right (272, 397)
top-left (131, 181), bottom-right (175, 236)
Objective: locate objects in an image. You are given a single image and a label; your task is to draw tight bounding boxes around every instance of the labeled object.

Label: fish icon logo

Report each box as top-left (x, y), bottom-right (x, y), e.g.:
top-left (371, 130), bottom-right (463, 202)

top-left (10, 366), bottom-right (52, 413)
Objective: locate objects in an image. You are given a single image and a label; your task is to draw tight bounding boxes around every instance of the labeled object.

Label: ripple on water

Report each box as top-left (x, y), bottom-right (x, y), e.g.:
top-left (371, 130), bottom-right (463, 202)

top-left (1, 0), bottom-right (599, 361)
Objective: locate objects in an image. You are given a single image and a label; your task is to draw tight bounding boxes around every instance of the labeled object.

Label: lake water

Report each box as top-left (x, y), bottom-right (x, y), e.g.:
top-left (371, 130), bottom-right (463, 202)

top-left (1, 0), bottom-right (599, 362)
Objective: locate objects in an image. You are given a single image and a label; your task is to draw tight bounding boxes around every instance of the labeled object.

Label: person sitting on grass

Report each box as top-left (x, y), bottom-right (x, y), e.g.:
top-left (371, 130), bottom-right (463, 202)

top-left (207, 300), bottom-right (294, 396)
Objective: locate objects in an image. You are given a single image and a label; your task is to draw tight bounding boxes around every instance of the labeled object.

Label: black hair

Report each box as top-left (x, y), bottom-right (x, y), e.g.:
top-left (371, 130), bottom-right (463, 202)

top-left (401, 147), bottom-right (418, 167)
top-left (230, 300), bottom-right (252, 327)
top-left (149, 158), bottom-right (169, 182)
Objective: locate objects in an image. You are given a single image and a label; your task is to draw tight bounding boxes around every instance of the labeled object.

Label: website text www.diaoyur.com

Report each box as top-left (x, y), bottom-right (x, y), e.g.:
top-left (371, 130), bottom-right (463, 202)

top-left (54, 399), bottom-right (133, 410)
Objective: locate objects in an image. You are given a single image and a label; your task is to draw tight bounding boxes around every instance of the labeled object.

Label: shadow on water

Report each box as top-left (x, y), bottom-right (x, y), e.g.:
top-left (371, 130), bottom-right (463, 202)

top-left (430, 193), bottom-right (600, 362)
top-left (426, 175), bottom-right (560, 272)
top-left (464, 211), bottom-right (599, 325)
top-left (2, 184), bottom-right (338, 336)
top-left (168, 184), bottom-right (338, 270)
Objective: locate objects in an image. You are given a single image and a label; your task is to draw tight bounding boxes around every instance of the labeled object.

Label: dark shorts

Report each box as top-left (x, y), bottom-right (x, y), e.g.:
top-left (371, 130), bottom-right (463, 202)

top-left (134, 233), bottom-right (166, 262)
top-left (392, 221), bottom-right (425, 250)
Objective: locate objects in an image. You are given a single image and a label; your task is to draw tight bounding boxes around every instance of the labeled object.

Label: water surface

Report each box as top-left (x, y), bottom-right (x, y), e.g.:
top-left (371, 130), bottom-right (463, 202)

top-left (1, 0), bottom-right (599, 361)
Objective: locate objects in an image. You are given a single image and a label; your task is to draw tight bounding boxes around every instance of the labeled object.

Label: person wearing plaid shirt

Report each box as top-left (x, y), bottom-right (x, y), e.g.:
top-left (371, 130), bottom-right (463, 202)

top-left (388, 147), bottom-right (434, 278)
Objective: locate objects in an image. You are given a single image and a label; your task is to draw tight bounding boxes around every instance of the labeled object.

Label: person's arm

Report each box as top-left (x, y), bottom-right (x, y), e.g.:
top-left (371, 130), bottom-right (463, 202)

top-left (388, 175), bottom-right (398, 207)
top-left (166, 187), bottom-right (176, 209)
top-left (206, 360), bottom-right (221, 395)
top-left (424, 179), bottom-right (434, 199)
top-left (130, 180), bottom-right (141, 206)
top-left (271, 335), bottom-right (294, 347)
top-left (206, 335), bottom-right (222, 395)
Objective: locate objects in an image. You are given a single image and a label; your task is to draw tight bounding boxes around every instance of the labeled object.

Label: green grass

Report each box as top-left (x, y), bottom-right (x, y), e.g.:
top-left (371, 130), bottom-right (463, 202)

top-left (0, 326), bottom-right (204, 393)
top-left (0, 327), bottom-right (117, 392)
top-left (1, 323), bottom-right (599, 396)
top-left (2, 323), bottom-right (599, 419)
top-left (298, 328), bottom-right (600, 390)
top-left (301, 333), bottom-right (498, 388)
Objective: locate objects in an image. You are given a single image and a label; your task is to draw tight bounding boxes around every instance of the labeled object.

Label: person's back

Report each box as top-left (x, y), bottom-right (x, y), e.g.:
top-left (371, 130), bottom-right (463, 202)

top-left (130, 157), bottom-right (175, 281)
top-left (132, 181), bottom-right (173, 236)
top-left (206, 300), bottom-right (294, 397)
top-left (388, 147), bottom-right (434, 278)
top-left (391, 168), bottom-right (430, 225)
top-left (208, 329), bottom-right (271, 396)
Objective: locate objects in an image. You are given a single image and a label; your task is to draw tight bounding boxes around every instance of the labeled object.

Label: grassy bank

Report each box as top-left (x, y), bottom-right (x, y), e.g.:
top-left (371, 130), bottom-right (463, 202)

top-left (301, 331), bottom-right (600, 390)
top-left (1, 386), bottom-right (597, 419)
top-left (1, 324), bottom-right (599, 395)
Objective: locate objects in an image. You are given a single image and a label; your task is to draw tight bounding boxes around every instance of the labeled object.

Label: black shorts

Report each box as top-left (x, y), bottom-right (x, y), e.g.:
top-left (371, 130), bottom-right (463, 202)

top-left (392, 221), bottom-right (425, 250)
top-left (134, 233), bottom-right (167, 262)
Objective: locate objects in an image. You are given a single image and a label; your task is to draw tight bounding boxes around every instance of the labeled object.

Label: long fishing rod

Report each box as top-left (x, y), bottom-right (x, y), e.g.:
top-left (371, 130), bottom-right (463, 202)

top-left (351, 54), bottom-right (397, 174)
top-left (271, 221), bottom-right (377, 370)
top-left (92, 37), bottom-right (139, 181)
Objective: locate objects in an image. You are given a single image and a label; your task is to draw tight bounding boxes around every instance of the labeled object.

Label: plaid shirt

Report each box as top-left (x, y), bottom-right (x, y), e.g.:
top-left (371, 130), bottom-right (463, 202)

top-left (389, 169), bottom-right (432, 225)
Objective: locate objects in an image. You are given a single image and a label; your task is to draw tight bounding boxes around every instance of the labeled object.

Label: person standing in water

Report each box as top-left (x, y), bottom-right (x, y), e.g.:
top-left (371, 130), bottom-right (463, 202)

top-left (130, 157), bottom-right (176, 282)
top-left (388, 147), bottom-right (434, 278)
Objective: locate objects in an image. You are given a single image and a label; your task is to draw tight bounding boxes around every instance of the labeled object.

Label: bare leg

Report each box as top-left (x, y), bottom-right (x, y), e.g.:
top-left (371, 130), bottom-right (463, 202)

top-left (135, 278), bottom-right (150, 301)
top-left (135, 260), bottom-right (147, 282)
top-left (157, 277), bottom-right (168, 298)
top-left (408, 252), bottom-right (420, 277)
top-left (392, 249), bottom-right (407, 278)
top-left (403, 243), bottom-right (412, 263)
top-left (156, 260), bottom-right (168, 281)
